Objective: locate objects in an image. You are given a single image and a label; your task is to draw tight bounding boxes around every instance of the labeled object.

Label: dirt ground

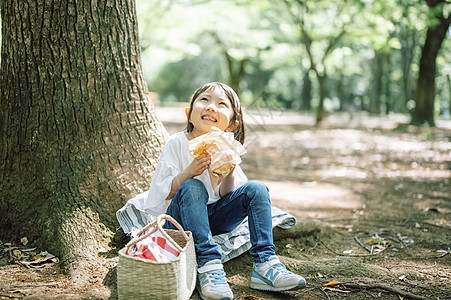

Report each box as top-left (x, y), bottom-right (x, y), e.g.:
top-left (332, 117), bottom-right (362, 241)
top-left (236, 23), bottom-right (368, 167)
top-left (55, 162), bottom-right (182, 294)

top-left (1, 108), bottom-right (450, 299)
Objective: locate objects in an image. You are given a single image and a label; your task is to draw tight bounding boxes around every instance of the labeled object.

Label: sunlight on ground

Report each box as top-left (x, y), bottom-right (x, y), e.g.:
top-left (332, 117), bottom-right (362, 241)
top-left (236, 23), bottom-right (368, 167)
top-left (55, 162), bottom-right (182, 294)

top-left (262, 180), bottom-right (362, 219)
top-left (315, 168), bottom-right (451, 179)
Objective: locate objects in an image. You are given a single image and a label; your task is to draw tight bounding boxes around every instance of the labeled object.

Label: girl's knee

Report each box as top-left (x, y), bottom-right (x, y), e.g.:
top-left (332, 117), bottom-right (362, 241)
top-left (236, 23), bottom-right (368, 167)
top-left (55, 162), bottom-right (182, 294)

top-left (181, 178), bottom-right (205, 190)
top-left (179, 178), bottom-right (209, 204)
top-left (244, 180), bottom-right (270, 200)
top-left (246, 180), bottom-right (269, 192)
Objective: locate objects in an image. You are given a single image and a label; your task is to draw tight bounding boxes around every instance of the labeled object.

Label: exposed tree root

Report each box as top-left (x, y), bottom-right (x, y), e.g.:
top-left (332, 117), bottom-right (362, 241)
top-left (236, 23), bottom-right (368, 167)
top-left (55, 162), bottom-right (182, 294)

top-left (296, 281), bottom-right (430, 300)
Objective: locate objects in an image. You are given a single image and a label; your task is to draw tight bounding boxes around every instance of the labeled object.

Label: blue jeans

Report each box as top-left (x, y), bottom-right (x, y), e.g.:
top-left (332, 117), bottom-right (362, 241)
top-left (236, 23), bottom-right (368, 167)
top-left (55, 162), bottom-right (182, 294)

top-left (164, 179), bottom-right (275, 267)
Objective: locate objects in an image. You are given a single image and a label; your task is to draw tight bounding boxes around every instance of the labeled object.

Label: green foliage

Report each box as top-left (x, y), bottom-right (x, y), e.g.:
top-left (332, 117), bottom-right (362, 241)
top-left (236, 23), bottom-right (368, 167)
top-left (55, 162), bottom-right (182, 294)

top-left (135, 0), bottom-right (451, 120)
top-left (151, 35), bottom-right (226, 103)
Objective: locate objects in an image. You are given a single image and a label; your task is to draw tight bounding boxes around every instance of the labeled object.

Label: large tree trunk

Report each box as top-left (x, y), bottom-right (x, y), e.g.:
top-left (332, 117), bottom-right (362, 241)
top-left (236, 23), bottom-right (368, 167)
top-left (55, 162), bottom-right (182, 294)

top-left (411, 1), bottom-right (451, 126)
top-left (0, 0), bottom-right (167, 284)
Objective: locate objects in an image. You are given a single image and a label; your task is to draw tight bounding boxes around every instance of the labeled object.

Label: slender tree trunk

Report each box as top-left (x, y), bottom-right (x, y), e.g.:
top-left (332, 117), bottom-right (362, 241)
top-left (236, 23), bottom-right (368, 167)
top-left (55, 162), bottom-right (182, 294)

top-left (210, 31), bottom-right (248, 97)
top-left (0, 0), bottom-right (167, 284)
top-left (398, 0), bottom-right (417, 113)
top-left (384, 59), bottom-right (393, 115)
top-left (301, 70), bottom-right (312, 111)
top-left (370, 52), bottom-right (388, 114)
top-left (400, 32), bottom-right (416, 113)
top-left (411, 3), bottom-right (451, 126)
top-left (315, 74), bottom-right (327, 125)
top-left (336, 74), bottom-right (345, 112)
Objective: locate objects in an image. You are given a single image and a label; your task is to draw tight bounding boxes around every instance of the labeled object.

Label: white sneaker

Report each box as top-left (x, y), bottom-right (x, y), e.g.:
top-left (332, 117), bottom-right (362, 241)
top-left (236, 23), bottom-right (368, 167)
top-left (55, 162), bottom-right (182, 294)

top-left (196, 260), bottom-right (233, 300)
top-left (250, 255), bottom-right (306, 291)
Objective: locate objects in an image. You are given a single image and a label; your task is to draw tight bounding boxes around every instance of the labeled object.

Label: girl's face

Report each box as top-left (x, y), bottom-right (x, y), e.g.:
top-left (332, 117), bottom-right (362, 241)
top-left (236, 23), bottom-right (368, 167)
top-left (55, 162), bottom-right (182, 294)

top-left (186, 87), bottom-right (239, 138)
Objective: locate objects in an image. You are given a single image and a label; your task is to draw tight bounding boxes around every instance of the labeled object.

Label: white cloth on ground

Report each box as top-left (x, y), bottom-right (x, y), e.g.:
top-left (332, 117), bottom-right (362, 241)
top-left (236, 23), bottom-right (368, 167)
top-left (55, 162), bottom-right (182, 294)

top-left (116, 191), bottom-right (296, 263)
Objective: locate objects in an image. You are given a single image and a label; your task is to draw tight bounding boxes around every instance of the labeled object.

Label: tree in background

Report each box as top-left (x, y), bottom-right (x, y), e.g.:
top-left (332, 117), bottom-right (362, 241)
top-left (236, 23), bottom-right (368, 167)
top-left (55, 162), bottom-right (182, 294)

top-left (210, 31), bottom-right (250, 97)
top-left (134, 0), bottom-right (450, 122)
top-left (0, 0), bottom-right (167, 284)
top-left (151, 38), bottom-right (226, 103)
top-left (411, 0), bottom-right (451, 126)
top-left (283, 0), bottom-right (364, 125)
top-left (395, 0), bottom-right (424, 113)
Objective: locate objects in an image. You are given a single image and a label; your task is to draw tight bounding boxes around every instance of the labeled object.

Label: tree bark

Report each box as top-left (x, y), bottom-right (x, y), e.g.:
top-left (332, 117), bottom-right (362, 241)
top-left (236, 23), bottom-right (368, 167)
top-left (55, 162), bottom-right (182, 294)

top-left (301, 70), bottom-right (312, 111)
top-left (411, 1), bottom-right (451, 126)
top-left (315, 74), bottom-right (327, 125)
top-left (369, 52), bottom-right (388, 115)
top-left (0, 0), bottom-right (167, 284)
top-left (399, 14), bottom-right (417, 113)
top-left (210, 31), bottom-right (248, 97)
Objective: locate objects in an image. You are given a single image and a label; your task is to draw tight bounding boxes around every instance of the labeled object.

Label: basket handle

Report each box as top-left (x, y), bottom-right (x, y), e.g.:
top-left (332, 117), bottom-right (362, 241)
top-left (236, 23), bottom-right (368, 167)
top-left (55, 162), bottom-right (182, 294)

top-left (126, 214), bottom-right (189, 253)
top-left (136, 218), bottom-right (158, 238)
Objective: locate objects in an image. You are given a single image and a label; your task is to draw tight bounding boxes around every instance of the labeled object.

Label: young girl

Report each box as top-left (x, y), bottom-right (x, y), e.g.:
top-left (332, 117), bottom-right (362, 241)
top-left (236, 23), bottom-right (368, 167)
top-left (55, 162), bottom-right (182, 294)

top-left (144, 82), bottom-right (305, 300)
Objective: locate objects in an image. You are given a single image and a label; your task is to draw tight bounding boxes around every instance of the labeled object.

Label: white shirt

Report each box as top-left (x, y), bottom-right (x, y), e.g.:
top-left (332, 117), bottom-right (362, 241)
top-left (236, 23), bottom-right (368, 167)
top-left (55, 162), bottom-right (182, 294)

top-left (144, 131), bottom-right (248, 220)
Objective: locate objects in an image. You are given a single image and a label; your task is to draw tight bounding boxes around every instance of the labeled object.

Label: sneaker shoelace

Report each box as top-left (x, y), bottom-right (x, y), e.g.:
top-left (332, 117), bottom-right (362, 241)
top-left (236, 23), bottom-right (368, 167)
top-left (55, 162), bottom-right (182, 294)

top-left (267, 263), bottom-right (293, 277)
top-left (205, 269), bottom-right (227, 285)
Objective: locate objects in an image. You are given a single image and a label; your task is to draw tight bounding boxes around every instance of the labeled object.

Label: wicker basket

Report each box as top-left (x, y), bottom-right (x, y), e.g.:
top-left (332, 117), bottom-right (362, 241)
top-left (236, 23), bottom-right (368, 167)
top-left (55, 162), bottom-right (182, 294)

top-left (118, 214), bottom-right (197, 300)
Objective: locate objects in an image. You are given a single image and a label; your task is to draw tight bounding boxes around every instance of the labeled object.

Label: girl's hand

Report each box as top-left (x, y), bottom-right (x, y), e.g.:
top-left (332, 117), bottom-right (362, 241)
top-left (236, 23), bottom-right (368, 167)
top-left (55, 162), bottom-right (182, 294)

top-left (186, 154), bottom-right (211, 177)
top-left (166, 154), bottom-right (211, 200)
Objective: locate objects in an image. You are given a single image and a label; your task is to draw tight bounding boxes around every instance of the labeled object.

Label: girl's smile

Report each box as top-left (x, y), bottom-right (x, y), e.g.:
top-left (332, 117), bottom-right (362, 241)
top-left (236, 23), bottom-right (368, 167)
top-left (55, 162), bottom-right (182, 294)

top-left (186, 87), bottom-right (239, 139)
top-left (201, 114), bottom-right (217, 122)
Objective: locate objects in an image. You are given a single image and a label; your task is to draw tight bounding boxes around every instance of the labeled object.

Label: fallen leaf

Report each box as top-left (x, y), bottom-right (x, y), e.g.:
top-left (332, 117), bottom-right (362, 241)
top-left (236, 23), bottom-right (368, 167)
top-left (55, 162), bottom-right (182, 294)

top-left (12, 249), bottom-right (22, 258)
top-left (324, 280), bottom-right (340, 286)
top-left (20, 237), bottom-right (28, 246)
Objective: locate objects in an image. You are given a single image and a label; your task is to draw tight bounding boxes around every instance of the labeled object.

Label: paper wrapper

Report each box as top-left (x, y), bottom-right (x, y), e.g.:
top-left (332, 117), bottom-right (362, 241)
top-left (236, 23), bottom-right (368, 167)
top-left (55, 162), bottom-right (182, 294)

top-left (189, 127), bottom-right (246, 191)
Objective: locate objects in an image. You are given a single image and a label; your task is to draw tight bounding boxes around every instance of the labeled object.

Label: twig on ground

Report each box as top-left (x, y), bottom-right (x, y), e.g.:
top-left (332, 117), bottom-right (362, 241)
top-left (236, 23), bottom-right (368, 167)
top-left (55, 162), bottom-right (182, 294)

top-left (319, 287), bottom-right (330, 300)
top-left (295, 286), bottom-right (333, 299)
top-left (397, 233), bottom-right (409, 253)
top-left (0, 292), bottom-right (23, 299)
top-left (389, 262), bottom-right (437, 269)
top-left (354, 236), bottom-right (371, 253)
top-left (324, 287), bottom-right (350, 293)
top-left (341, 282), bottom-right (429, 300)
top-left (437, 247), bottom-right (450, 258)
top-left (406, 247), bottom-right (450, 259)
top-left (296, 282), bottom-right (429, 300)
top-left (320, 240), bottom-right (384, 257)
top-left (295, 287), bottom-right (317, 296)
top-left (419, 221), bottom-right (451, 230)
top-left (308, 241), bottom-right (319, 251)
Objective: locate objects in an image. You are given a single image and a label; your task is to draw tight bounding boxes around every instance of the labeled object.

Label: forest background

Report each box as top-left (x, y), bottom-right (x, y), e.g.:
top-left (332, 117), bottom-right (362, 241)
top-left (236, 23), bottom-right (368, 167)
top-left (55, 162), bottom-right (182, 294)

top-left (134, 0), bottom-right (451, 126)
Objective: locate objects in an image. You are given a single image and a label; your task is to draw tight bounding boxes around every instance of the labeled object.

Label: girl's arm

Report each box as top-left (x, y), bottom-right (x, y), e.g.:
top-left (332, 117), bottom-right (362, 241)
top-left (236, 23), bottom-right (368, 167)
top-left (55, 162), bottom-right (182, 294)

top-left (219, 167), bottom-right (236, 197)
top-left (166, 154), bottom-right (211, 200)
